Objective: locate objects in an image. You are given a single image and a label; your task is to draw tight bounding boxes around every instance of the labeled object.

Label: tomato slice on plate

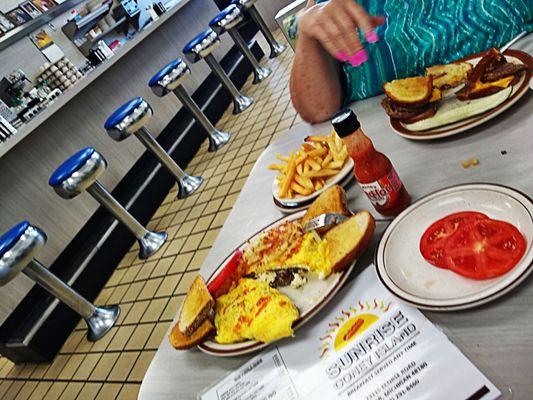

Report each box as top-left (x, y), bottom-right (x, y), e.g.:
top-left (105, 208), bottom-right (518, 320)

top-left (444, 219), bottom-right (527, 280)
top-left (420, 212), bottom-right (488, 268)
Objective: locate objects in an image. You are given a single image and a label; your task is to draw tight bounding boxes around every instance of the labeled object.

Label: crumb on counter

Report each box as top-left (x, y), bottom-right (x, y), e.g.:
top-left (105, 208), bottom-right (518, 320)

top-left (462, 158), bottom-right (479, 169)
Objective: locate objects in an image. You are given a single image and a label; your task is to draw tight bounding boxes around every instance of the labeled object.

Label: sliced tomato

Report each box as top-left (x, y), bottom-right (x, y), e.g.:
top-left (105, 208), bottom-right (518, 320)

top-left (420, 212), bottom-right (488, 268)
top-left (207, 250), bottom-right (243, 297)
top-left (443, 219), bottom-right (526, 280)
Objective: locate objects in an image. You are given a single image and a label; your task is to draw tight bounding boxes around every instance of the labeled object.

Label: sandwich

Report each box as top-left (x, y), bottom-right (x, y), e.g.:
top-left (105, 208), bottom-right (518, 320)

top-left (381, 76), bottom-right (440, 123)
top-left (426, 62), bottom-right (472, 90)
top-left (456, 48), bottom-right (527, 100)
top-left (169, 276), bottom-right (215, 349)
top-left (301, 185), bottom-right (350, 233)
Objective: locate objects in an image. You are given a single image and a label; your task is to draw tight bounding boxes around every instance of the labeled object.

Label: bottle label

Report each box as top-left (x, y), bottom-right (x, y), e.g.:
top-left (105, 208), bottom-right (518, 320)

top-left (359, 167), bottom-right (403, 207)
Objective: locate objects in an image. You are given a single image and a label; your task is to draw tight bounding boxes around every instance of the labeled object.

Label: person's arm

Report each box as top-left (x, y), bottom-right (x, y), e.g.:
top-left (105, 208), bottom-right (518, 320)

top-left (289, 0), bottom-right (375, 124)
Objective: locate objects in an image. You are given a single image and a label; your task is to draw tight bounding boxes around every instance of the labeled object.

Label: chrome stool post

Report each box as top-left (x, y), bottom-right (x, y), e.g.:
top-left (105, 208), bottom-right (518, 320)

top-left (209, 5), bottom-right (271, 84)
top-left (104, 97), bottom-right (203, 197)
top-left (149, 58), bottom-right (231, 152)
top-left (183, 28), bottom-right (253, 114)
top-left (0, 222), bottom-right (119, 341)
top-left (232, 0), bottom-right (287, 58)
top-left (49, 147), bottom-right (167, 259)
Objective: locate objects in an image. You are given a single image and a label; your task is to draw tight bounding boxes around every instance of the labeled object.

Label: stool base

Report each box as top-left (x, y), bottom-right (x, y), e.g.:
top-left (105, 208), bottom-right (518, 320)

top-left (139, 231), bottom-right (168, 259)
top-left (253, 66), bottom-right (272, 84)
top-left (233, 95), bottom-right (254, 114)
top-left (177, 175), bottom-right (203, 199)
top-left (208, 130), bottom-right (231, 152)
top-left (86, 305), bottom-right (120, 342)
top-left (269, 42), bottom-right (287, 58)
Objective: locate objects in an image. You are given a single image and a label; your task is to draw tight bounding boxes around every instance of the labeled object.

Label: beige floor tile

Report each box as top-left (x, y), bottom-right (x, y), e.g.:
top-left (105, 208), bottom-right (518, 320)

top-left (156, 213), bottom-right (175, 229)
top-left (42, 382), bottom-right (67, 399)
top-left (220, 193), bottom-right (239, 210)
top-left (203, 197), bottom-right (224, 215)
top-left (58, 353), bottom-right (85, 379)
top-left (72, 353), bottom-right (102, 380)
top-left (3, 380), bottom-right (23, 400)
top-left (137, 278), bottom-right (163, 301)
top-left (94, 383), bottom-right (122, 400)
top-left (57, 382), bottom-right (83, 400)
top-left (145, 321), bottom-right (171, 349)
top-left (211, 209), bottom-right (231, 228)
top-left (107, 352), bottom-right (139, 381)
top-left (127, 350), bottom-right (155, 382)
top-left (5, 363), bottom-right (25, 378)
top-left (170, 209), bottom-right (189, 226)
top-left (175, 220), bottom-right (195, 238)
top-left (237, 163), bottom-right (254, 179)
top-left (162, 237), bottom-right (184, 257)
top-left (132, 261), bottom-right (154, 282)
top-left (174, 272), bottom-right (197, 295)
top-left (43, 354), bottom-right (70, 379)
top-left (119, 264), bottom-right (142, 285)
top-left (114, 303), bottom-right (132, 326)
top-left (106, 285), bottom-right (128, 304)
top-left (29, 363), bottom-right (50, 379)
top-left (13, 381), bottom-right (37, 400)
top-left (229, 154), bottom-right (247, 171)
top-left (199, 229), bottom-right (220, 251)
top-left (121, 281), bottom-right (145, 303)
top-left (82, 328), bottom-right (115, 353)
top-left (116, 383), bottom-right (141, 399)
top-left (196, 187), bottom-right (216, 204)
top-left (181, 232), bottom-right (205, 253)
top-left (188, 249), bottom-right (210, 270)
top-left (185, 203), bottom-right (207, 221)
top-left (0, 359), bottom-right (14, 377)
top-left (17, 363), bottom-right (37, 379)
top-left (88, 353), bottom-right (120, 381)
top-left (94, 287), bottom-right (114, 304)
top-left (212, 182), bottom-right (233, 199)
top-left (0, 380), bottom-right (13, 399)
top-left (122, 301), bottom-right (150, 325)
top-left (193, 215), bottom-right (215, 233)
top-left (76, 383), bottom-right (102, 400)
top-left (124, 323), bottom-right (155, 350)
top-left (107, 325), bottom-right (136, 351)
top-left (229, 177), bottom-right (248, 194)
top-left (168, 253), bottom-right (193, 274)
top-left (220, 168), bottom-right (239, 184)
top-left (150, 257), bottom-right (175, 278)
top-left (155, 274), bottom-right (181, 298)
top-left (160, 296), bottom-right (184, 321)
top-left (152, 202), bottom-right (171, 219)
top-left (27, 382), bottom-right (52, 400)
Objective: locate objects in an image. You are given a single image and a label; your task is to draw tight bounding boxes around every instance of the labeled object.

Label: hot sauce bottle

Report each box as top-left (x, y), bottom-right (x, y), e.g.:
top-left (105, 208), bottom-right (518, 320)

top-left (331, 109), bottom-right (410, 217)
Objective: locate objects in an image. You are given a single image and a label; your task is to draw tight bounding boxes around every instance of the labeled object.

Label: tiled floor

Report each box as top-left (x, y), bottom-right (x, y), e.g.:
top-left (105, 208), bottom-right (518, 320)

top-left (0, 31), bottom-right (302, 400)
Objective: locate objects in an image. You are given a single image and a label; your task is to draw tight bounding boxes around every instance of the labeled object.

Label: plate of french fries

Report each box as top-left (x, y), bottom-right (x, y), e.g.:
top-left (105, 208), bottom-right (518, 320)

top-left (269, 131), bottom-right (354, 212)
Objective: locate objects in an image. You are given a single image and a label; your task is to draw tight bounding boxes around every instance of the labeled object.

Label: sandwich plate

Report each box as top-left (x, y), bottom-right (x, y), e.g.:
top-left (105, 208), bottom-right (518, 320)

top-left (389, 49), bottom-right (532, 140)
top-left (375, 183), bottom-right (533, 311)
top-left (272, 158), bottom-right (354, 213)
top-left (198, 210), bottom-right (357, 356)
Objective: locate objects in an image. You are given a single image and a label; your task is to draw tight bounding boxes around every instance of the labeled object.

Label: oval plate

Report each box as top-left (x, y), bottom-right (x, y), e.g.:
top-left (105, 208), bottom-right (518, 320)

top-left (375, 183), bottom-right (533, 311)
top-left (272, 158), bottom-right (354, 213)
top-left (390, 49), bottom-right (532, 140)
top-left (198, 210), bottom-right (357, 356)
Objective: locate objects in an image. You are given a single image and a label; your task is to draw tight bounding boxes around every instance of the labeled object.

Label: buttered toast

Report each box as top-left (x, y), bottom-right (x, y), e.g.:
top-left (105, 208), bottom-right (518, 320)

top-left (301, 185), bottom-right (350, 232)
top-left (383, 76), bottom-right (433, 107)
top-left (177, 276), bottom-right (214, 337)
top-left (426, 62), bottom-right (472, 89)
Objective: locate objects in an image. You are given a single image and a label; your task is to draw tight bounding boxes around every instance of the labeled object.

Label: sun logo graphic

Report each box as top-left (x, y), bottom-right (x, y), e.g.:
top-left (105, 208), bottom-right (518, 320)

top-left (319, 299), bottom-right (391, 360)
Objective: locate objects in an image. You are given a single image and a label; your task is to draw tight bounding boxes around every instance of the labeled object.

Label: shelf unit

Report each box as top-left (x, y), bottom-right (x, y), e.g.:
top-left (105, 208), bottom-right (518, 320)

top-left (61, 2), bottom-right (112, 40)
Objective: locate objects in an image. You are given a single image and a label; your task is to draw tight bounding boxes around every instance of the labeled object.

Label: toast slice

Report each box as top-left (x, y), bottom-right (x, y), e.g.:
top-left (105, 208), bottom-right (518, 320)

top-left (324, 211), bottom-right (376, 273)
top-left (383, 76), bottom-right (433, 107)
top-left (169, 319), bottom-right (215, 350)
top-left (426, 62), bottom-right (472, 89)
top-left (301, 185), bottom-right (350, 232)
top-left (177, 276), bottom-right (215, 337)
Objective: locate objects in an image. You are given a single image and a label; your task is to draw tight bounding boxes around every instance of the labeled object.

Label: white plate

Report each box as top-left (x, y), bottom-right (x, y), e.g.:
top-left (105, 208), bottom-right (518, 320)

top-left (375, 183), bottom-right (533, 311)
top-left (198, 210), bottom-right (357, 356)
top-left (272, 158), bottom-right (354, 213)
top-left (390, 49), bottom-right (532, 140)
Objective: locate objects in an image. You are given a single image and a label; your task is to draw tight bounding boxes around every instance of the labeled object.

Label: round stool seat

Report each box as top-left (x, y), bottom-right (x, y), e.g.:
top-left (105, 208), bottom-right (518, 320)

top-left (149, 58), bottom-right (191, 97)
top-left (104, 97), bottom-right (152, 140)
top-left (183, 29), bottom-right (220, 63)
top-left (209, 5), bottom-right (243, 34)
top-left (49, 147), bottom-right (107, 199)
top-left (0, 222), bottom-right (46, 285)
top-left (230, 0), bottom-right (257, 9)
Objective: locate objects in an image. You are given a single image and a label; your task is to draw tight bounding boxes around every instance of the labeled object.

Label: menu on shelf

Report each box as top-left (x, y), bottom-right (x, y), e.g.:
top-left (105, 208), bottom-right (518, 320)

top-left (200, 267), bottom-right (501, 400)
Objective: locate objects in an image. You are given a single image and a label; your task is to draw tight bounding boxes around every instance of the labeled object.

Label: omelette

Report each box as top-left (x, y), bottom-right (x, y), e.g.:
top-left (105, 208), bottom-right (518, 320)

top-left (214, 279), bottom-right (299, 344)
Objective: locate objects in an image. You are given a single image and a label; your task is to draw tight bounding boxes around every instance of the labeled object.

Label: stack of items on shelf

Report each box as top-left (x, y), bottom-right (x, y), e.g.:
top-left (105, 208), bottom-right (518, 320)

top-left (36, 57), bottom-right (83, 92)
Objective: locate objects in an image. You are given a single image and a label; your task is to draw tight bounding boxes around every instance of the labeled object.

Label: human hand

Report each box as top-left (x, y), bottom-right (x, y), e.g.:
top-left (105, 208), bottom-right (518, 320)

top-left (298, 0), bottom-right (384, 66)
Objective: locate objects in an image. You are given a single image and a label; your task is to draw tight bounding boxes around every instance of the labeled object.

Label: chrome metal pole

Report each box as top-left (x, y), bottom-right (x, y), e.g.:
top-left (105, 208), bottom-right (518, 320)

top-left (135, 127), bottom-right (188, 180)
top-left (173, 86), bottom-right (218, 135)
top-left (248, 6), bottom-right (287, 58)
top-left (204, 54), bottom-right (242, 99)
top-left (87, 181), bottom-right (148, 240)
top-left (228, 28), bottom-right (271, 83)
top-left (24, 259), bottom-right (95, 318)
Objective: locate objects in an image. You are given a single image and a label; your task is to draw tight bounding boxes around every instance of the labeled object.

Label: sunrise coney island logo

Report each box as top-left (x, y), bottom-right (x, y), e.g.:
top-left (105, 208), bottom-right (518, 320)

top-left (319, 299), bottom-right (391, 360)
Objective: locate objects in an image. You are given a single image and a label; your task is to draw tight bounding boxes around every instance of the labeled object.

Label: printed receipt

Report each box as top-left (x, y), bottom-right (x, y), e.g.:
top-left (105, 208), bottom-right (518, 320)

top-left (200, 347), bottom-right (298, 400)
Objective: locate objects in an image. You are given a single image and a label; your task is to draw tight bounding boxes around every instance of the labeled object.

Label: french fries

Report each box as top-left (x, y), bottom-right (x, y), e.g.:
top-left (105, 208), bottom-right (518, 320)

top-left (268, 131), bottom-right (349, 199)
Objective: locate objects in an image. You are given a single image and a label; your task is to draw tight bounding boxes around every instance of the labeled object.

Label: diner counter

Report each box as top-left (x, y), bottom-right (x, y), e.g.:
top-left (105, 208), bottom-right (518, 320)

top-left (139, 39), bottom-right (533, 399)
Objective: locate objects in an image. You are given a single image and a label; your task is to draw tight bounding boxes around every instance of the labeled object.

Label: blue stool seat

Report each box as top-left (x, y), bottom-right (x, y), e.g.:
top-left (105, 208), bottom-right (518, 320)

top-left (209, 5), bottom-right (242, 32)
top-left (0, 221), bottom-right (29, 258)
top-left (149, 59), bottom-right (184, 88)
top-left (183, 28), bottom-right (216, 54)
top-left (230, 0), bottom-right (256, 8)
top-left (104, 97), bottom-right (144, 130)
top-left (49, 147), bottom-right (96, 187)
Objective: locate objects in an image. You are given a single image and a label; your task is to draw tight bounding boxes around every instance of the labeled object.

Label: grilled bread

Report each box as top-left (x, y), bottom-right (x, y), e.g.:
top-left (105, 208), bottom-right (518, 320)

top-left (169, 319), bottom-right (215, 350)
top-left (426, 62), bottom-right (472, 89)
top-left (324, 211), bottom-right (376, 273)
top-left (383, 76), bottom-right (433, 107)
top-left (177, 276), bottom-right (214, 337)
top-left (301, 185), bottom-right (349, 232)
